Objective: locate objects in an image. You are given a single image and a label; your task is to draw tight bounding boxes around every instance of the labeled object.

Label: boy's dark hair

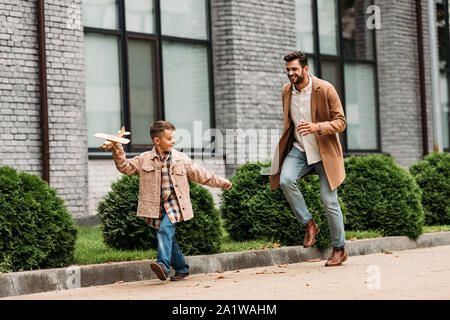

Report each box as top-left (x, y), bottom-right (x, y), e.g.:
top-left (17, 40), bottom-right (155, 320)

top-left (150, 120), bottom-right (176, 140)
top-left (284, 51), bottom-right (308, 68)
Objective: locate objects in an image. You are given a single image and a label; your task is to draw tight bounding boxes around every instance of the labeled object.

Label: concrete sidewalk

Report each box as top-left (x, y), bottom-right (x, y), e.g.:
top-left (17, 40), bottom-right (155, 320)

top-left (1, 231), bottom-right (450, 298)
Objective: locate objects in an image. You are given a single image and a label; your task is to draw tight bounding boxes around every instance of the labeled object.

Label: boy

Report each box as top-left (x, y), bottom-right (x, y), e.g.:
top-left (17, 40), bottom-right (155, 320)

top-left (110, 121), bottom-right (232, 281)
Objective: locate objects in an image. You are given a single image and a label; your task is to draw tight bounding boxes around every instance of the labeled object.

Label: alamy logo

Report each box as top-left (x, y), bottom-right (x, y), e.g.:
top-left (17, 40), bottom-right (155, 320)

top-left (366, 5), bottom-right (381, 30)
top-left (365, 265), bottom-right (381, 289)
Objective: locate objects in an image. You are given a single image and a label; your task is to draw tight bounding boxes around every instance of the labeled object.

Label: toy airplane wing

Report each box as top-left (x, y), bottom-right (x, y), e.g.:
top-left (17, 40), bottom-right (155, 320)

top-left (94, 133), bottom-right (130, 144)
top-left (94, 126), bottom-right (131, 151)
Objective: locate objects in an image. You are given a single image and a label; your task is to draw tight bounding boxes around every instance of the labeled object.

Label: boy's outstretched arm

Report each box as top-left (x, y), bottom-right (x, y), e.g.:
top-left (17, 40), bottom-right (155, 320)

top-left (111, 142), bottom-right (143, 176)
top-left (185, 157), bottom-right (232, 189)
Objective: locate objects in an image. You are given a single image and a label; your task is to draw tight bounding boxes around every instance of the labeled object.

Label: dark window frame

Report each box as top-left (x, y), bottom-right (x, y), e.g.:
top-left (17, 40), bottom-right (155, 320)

top-left (301, 0), bottom-right (381, 154)
top-left (85, 0), bottom-right (215, 158)
top-left (438, 0), bottom-right (450, 152)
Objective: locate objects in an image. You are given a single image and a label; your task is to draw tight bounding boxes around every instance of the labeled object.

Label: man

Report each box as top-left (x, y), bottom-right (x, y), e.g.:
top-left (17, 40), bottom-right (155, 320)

top-left (270, 51), bottom-right (347, 267)
top-left (110, 121), bottom-right (232, 281)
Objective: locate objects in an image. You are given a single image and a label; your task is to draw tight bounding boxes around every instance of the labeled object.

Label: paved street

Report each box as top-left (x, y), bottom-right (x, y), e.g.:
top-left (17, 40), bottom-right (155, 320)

top-left (4, 245), bottom-right (450, 300)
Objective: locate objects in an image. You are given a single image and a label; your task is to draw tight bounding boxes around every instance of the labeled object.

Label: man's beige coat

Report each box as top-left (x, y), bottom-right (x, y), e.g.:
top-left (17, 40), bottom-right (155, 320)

top-left (270, 75), bottom-right (346, 191)
top-left (112, 145), bottom-right (229, 221)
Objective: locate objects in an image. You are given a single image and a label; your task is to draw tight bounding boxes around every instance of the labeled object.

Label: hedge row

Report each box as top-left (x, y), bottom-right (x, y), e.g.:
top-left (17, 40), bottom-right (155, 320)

top-left (0, 166), bottom-right (78, 273)
top-left (409, 152), bottom-right (450, 225)
top-left (219, 161), bottom-right (347, 250)
top-left (97, 176), bottom-right (222, 256)
top-left (338, 154), bottom-right (424, 239)
top-left (1, 152), bottom-right (447, 272)
top-left (220, 154), bottom-right (429, 248)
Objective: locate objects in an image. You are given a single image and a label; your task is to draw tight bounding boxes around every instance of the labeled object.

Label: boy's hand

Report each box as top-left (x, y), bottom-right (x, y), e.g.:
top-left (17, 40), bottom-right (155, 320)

top-left (110, 141), bottom-right (121, 151)
top-left (224, 180), bottom-right (232, 189)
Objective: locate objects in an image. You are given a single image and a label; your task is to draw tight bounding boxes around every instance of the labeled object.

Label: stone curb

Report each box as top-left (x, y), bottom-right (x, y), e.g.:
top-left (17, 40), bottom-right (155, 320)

top-left (1, 231), bottom-right (450, 298)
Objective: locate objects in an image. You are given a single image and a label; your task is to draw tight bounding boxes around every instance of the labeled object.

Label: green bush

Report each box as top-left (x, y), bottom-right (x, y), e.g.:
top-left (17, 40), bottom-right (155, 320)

top-left (97, 175), bottom-right (222, 256)
top-left (220, 161), bottom-right (347, 250)
top-left (409, 152), bottom-right (450, 225)
top-left (220, 162), bottom-right (270, 242)
top-left (0, 166), bottom-right (78, 272)
top-left (339, 154), bottom-right (424, 239)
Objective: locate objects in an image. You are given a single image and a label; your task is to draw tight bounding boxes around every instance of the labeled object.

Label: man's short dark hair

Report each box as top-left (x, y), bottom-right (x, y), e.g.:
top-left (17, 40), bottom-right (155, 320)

top-left (284, 51), bottom-right (308, 68)
top-left (150, 120), bottom-right (176, 140)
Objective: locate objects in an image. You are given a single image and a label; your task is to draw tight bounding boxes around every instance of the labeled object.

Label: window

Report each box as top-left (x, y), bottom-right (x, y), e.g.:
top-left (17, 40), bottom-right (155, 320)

top-left (84, 33), bottom-right (122, 149)
top-left (83, 0), bottom-right (213, 153)
top-left (437, 0), bottom-right (450, 151)
top-left (295, 0), bottom-right (379, 152)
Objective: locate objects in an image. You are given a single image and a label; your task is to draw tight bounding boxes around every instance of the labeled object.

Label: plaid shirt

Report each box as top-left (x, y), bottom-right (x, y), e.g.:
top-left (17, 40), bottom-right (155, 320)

top-left (144, 151), bottom-right (183, 230)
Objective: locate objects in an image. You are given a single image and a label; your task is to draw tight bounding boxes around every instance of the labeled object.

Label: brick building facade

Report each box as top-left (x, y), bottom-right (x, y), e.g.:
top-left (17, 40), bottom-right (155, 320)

top-left (0, 0), bottom-right (88, 220)
top-left (0, 0), bottom-right (448, 224)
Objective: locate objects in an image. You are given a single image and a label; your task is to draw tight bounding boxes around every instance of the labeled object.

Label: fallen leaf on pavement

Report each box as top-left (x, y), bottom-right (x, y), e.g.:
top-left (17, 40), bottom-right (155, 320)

top-left (234, 270), bottom-right (240, 273)
top-left (307, 259), bottom-right (321, 262)
top-left (204, 286), bottom-right (211, 288)
top-left (306, 283), bottom-right (310, 286)
top-left (384, 251), bottom-right (393, 254)
top-left (216, 276), bottom-right (225, 279)
top-left (277, 264), bottom-right (288, 268)
top-left (256, 270), bottom-right (269, 274)
top-left (187, 283), bottom-right (200, 287)
top-left (394, 256), bottom-right (399, 258)
top-left (273, 271), bottom-right (286, 274)
top-left (114, 281), bottom-right (124, 285)
top-left (350, 238), bottom-right (358, 241)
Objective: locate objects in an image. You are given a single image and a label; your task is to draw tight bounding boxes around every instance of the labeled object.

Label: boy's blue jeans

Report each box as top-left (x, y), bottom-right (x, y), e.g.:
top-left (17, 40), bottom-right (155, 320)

top-left (156, 207), bottom-right (190, 275)
top-left (279, 147), bottom-right (346, 249)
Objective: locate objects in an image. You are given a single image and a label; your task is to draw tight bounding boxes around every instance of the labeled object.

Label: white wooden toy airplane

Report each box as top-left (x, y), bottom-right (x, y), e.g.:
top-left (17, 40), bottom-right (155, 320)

top-left (94, 126), bottom-right (130, 151)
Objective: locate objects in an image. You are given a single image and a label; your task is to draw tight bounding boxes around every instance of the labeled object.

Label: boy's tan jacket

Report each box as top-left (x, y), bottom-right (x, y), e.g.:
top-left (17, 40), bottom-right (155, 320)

top-left (112, 145), bottom-right (229, 221)
top-left (270, 75), bottom-right (346, 191)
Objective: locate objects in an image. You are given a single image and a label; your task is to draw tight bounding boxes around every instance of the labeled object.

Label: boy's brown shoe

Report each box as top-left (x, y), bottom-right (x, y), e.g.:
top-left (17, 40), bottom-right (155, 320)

top-left (150, 262), bottom-right (168, 280)
top-left (170, 272), bottom-right (190, 281)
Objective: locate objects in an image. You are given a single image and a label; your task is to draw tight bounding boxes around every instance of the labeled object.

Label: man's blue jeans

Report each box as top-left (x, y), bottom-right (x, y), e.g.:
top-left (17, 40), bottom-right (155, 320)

top-left (156, 208), bottom-right (190, 275)
top-left (279, 147), bottom-right (346, 249)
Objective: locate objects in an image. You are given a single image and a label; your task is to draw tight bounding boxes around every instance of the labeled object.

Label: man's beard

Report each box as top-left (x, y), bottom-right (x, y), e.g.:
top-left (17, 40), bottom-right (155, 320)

top-left (295, 74), bottom-right (305, 84)
top-left (291, 71), bottom-right (305, 84)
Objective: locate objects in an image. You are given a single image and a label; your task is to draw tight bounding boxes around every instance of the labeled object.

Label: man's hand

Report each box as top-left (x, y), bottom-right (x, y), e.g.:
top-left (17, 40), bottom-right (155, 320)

top-left (297, 121), bottom-right (320, 136)
top-left (224, 180), bottom-right (232, 189)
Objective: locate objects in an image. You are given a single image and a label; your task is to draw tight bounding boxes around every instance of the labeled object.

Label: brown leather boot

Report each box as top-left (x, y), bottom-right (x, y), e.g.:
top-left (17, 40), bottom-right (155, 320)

top-left (325, 247), bottom-right (347, 267)
top-left (170, 272), bottom-right (190, 281)
top-left (150, 262), bottom-right (168, 280)
top-left (303, 219), bottom-right (320, 248)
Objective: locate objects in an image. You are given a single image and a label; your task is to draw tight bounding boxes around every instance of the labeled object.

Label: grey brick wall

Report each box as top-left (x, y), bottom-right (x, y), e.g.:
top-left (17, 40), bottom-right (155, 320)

top-left (0, 0), bottom-right (88, 219)
top-left (375, 0), bottom-right (435, 167)
top-left (211, 0), bottom-right (294, 176)
top-left (0, 0), bottom-right (41, 173)
top-left (44, 0), bottom-right (88, 218)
